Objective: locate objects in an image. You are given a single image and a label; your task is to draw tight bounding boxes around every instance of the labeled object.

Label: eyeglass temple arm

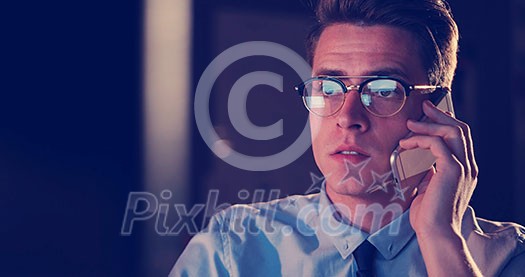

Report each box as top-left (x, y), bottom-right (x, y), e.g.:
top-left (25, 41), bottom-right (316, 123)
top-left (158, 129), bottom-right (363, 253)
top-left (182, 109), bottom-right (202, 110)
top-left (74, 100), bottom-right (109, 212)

top-left (410, 85), bottom-right (449, 94)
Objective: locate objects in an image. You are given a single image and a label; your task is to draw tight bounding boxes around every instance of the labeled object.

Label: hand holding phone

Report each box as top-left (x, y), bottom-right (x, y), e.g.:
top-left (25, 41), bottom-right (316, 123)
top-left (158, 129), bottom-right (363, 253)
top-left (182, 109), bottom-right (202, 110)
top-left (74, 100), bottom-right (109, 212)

top-left (390, 89), bottom-right (455, 185)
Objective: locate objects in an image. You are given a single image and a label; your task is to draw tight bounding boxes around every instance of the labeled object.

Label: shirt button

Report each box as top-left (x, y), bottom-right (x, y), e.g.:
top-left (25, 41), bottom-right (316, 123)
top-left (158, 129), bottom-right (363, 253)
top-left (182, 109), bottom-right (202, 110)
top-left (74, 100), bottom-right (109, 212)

top-left (343, 241), bottom-right (349, 250)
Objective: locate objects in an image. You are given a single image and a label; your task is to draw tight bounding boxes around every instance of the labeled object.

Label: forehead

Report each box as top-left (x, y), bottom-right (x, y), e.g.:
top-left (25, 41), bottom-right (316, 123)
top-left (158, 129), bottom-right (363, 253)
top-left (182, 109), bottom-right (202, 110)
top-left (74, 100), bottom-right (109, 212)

top-left (312, 24), bottom-right (426, 82)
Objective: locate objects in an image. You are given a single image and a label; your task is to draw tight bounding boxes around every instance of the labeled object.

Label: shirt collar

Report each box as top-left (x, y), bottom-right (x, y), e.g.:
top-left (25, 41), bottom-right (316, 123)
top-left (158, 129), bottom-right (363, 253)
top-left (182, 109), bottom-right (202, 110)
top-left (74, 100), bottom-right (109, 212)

top-left (368, 209), bottom-right (415, 260)
top-left (315, 182), bottom-right (415, 260)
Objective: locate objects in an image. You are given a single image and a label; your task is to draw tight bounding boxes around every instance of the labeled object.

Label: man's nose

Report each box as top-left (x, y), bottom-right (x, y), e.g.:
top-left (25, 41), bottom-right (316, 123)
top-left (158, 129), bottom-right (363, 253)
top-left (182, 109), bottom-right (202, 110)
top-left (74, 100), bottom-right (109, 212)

top-left (336, 92), bottom-right (370, 132)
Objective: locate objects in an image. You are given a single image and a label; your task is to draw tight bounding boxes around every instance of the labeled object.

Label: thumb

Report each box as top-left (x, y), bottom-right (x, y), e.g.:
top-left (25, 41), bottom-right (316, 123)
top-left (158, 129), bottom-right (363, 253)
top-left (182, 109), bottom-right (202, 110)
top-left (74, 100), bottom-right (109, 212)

top-left (416, 167), bottom-right (436, 195)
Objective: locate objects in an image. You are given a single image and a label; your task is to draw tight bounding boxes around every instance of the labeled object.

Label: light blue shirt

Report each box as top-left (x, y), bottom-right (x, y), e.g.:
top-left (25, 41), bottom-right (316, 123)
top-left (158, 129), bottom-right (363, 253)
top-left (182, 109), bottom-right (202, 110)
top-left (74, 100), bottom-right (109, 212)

top-left (171, 186), bottom-right (525, 276)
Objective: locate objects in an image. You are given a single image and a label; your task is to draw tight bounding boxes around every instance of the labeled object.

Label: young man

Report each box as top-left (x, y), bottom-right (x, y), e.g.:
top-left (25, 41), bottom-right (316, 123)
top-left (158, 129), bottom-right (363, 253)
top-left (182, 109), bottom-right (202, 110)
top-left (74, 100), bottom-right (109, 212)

top-left (171, 0), bottom-right (525, 276)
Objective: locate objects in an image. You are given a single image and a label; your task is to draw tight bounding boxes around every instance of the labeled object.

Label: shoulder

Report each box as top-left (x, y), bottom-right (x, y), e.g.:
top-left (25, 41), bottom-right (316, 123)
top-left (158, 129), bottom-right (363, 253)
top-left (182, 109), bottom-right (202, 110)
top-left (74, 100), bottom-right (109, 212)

top-left (170, 193), bottom-right (321, 276)
top-left (472, 212), bottom-right (525, 254)
top-left (475, 217), bottom-right (525, 243)
top-left (213, 193), bottom-right (321, 234)
top-left (462, 207), bottom-right (525, 276)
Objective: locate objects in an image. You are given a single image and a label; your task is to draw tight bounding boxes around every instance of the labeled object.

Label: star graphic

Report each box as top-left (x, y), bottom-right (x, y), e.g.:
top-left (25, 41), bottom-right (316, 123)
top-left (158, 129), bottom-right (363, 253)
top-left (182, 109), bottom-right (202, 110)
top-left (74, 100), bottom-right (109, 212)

top-left (288, 197), bottom-right (297, 207)
top-left (366, 171), bottom-right (393, 193)
top-left (304, 172), bottom-right (325, 194)
top-left (281, 195), bottom-right (298, 210)
top-left (390, 184), bottom-right (408, 202)
top-left (340, 158), bottom-right (370, 187)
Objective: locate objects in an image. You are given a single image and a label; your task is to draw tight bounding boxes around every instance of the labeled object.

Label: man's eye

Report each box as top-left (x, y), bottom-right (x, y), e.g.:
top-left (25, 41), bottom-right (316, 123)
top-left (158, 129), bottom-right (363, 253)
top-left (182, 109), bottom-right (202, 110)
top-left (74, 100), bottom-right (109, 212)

top-left (379, 90), bottom-right (392, 97)
top-left (322, 83), bottom-right (340, 96)
top-left (323, 88), bottom-right (336, 95)
top-left (376, 89), bottom-right (398, 98)
top-left (367, 79), bottom-right (401, 98)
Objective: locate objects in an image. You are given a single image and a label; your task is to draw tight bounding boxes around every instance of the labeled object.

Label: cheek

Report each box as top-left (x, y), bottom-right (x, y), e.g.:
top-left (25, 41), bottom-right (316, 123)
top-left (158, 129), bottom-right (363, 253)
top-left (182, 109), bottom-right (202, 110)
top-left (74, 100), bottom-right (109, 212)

top-left (309, 115), bottom-right (326, 149)
top-left (309, 116), bottom-right (330, 167)
top-left (370, 115), bottom-right (411, 153)
top-left (374, 120), bottom-right (407, 150)
top-left (376, 99), bottom-right (424, 150)
top-left (404, 95), bottom-right (426, 119)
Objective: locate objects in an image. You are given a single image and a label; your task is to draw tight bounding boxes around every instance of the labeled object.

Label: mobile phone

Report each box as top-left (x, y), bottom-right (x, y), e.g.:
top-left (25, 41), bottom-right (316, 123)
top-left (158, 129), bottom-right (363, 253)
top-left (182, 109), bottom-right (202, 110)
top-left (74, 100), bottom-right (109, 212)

top-left (389, 89), bottom-right (455, 185)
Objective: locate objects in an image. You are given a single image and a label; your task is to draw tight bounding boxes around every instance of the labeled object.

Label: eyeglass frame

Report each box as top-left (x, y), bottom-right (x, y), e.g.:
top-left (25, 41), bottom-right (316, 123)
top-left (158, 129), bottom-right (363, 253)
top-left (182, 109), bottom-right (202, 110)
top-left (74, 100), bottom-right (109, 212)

top-left (294, 75), bottom-right (449, 117)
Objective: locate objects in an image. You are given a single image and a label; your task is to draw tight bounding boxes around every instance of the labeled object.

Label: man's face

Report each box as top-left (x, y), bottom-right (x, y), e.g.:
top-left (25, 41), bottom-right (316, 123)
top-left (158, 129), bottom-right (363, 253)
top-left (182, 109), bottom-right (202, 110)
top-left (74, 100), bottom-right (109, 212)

top-left (310, 24), bottom-right (429, 197)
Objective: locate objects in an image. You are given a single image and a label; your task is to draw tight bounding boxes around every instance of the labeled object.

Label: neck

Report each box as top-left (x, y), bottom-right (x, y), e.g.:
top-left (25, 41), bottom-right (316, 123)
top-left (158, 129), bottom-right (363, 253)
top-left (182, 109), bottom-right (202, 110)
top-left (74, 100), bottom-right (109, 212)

top-left (325, 173), bottom-right (424, 233)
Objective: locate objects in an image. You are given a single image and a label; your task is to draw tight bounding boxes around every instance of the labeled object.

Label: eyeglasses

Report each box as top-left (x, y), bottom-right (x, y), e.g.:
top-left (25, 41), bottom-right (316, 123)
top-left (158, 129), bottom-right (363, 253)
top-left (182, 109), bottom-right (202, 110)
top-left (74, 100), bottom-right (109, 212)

top-left (294, 76), bottom-right (448, 117)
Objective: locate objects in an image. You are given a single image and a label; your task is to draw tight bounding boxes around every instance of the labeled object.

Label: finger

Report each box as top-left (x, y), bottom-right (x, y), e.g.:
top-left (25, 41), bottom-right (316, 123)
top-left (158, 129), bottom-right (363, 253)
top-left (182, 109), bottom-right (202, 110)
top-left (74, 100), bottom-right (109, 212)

top-left (422, 100), bottom-right (478, 179)
top-left (422, 100), bottom-right (456, 124)
top-left (399, 135), bottom-right (464, 177)
top-left (458, 121), bottom-right (478, 178)
top-left (407, 119), bottom-right (469, 168)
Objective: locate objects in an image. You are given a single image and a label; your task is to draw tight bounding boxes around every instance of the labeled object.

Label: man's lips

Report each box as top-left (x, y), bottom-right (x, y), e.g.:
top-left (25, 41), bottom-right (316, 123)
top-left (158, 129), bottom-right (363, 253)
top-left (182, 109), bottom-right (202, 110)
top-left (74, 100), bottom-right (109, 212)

top-left (330, 145), bottom-right (371, 164)
top-left (331, 146), bottom-right (370, 157)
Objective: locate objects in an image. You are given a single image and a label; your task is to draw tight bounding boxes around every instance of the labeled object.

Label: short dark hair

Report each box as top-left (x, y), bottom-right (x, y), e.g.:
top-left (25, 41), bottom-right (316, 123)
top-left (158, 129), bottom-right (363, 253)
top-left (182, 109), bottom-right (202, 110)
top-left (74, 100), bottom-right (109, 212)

top-left (306, 0), bottom-right (459, 87)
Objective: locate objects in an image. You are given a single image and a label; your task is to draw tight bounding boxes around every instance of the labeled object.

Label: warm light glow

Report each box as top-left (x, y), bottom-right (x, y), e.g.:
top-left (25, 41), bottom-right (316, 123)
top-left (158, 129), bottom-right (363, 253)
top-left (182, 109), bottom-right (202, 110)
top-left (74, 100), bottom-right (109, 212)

top-left (143, 0), bottom-right (191, 275)
top-left (144, 0), bottom-right (191, 201)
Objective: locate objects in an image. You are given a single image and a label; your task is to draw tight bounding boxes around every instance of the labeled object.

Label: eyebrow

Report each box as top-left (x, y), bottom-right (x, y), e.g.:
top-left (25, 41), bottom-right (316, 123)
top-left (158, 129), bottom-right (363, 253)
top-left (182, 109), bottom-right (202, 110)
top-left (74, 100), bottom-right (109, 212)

top-left (314, 67), bottom-right (410, 81)
top-left (368, 68), bottom-right (410, 81)
top-left (314, 69), bottom-right (347, 76)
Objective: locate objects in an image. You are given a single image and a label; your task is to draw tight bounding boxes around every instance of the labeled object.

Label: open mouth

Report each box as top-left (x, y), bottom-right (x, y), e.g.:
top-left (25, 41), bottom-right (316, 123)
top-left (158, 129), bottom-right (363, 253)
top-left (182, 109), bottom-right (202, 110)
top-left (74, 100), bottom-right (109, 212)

top-left (337, 150), bottom-right (362, 156)
top-left (332, 147), bottom-right (371, 164)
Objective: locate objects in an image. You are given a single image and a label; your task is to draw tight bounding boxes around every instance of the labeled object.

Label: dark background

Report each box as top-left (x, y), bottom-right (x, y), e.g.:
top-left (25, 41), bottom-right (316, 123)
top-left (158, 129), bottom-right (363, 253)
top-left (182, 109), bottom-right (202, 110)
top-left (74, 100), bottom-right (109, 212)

top-left (2, 0), bottom-right (524, 275)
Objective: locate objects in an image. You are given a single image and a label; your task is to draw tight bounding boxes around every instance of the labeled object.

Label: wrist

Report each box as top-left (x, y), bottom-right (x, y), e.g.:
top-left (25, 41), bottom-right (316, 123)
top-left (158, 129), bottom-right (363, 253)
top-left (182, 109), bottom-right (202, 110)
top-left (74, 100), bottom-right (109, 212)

top-left (416, 227), bottom-right (481, 276)
top-left (416, 226), bottom-right (465, 247)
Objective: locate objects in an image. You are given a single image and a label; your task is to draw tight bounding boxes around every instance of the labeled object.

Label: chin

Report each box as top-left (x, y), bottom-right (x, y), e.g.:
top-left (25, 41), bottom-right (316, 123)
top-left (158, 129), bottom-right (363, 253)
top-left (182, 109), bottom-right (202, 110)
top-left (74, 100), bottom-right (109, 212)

top-left (326, 175), bottom-right (371, 195)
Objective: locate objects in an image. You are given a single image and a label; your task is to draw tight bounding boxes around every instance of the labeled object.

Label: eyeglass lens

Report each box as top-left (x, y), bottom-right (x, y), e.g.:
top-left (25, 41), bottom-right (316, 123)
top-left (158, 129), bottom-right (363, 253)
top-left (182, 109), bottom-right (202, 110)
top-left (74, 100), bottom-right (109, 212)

top-left (302, 78), bottom-right (406, 117)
